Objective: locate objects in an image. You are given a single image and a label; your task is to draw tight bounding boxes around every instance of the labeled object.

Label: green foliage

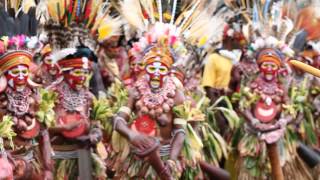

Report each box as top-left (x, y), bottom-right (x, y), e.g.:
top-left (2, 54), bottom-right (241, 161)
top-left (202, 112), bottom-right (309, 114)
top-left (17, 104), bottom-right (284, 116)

top-left (207, 96), bottom-right (241, 130)
top-left (0, 115), bottom-right (16, 150)
top-left (36, 88), bottom-right (57, 128)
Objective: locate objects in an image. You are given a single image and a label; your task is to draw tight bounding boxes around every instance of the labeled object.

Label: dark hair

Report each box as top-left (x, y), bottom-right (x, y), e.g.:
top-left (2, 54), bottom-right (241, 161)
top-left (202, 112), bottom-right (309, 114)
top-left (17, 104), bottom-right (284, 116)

top-left (65, 46), bottom-right (98, 63)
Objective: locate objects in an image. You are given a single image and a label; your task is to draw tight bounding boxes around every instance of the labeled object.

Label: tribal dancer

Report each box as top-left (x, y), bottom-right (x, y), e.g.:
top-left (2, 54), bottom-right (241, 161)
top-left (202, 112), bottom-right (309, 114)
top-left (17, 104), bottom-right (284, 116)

top-left (232, 1), bottom-right (315, 179)
top-left (48, 47), bottom-right (105, 180)
top-left (33, 44), bottom-right (62, 87)
top-left (37, 0), bottom-right (122, 179)
top-left (108, 0), bottom-right (234, 179)
top-left (0, 4), bottom-right (53, 180)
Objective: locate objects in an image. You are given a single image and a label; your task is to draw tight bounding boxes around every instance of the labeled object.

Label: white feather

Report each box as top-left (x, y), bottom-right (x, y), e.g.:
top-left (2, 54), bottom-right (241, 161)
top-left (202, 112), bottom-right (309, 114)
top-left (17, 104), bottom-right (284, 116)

top-left (39, 32), bottom-right (48, 43)
top-left (51, 48), bottom-right (77, 63)
top-left (27, 36), bottom-right (39, 49)
top-left (120, 0), bottom-right (145, 31)
top-left (265, 36), bottom-right (279, 47)
top-left (280, 17), bottom-right (294, 42)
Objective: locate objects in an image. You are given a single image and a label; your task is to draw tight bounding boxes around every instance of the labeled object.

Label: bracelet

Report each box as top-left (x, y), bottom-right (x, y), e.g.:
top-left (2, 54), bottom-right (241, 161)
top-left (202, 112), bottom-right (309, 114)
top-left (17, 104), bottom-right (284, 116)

top-left (118, 106), bottom-right (131, 116)
top-left (113, 116), bottom-right (127, 130)
top-left (171, 128), bottom-right (186, 138)
top-left (173, 118), bottom-right (187, 125)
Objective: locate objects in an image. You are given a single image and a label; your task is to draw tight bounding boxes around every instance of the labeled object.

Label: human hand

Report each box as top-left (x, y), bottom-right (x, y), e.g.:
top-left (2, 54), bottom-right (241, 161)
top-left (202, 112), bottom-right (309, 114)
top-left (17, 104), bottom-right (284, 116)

top-left (63, 121), bottom-right (82, 131)
top-left (129, 132), bottom-right (155, 151)
top-left (89, 128), bottom-right (102, 144)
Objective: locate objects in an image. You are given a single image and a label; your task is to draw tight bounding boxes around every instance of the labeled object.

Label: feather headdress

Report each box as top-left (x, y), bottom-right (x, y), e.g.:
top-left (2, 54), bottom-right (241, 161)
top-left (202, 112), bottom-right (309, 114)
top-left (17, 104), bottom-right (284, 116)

top-left (119, 0), bottom-right (234, 72)
top-left (38, 0), bottom-right (123, 51)
top-left (241, 1), bottom-right (296, 58)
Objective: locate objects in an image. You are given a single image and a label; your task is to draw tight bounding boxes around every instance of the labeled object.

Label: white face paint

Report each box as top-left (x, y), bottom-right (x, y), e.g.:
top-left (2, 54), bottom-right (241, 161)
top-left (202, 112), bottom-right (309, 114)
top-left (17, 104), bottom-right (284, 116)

top-left (146, 62), bottom-right (168, 76)
top-left (146, 61), bottom-right (169, 89)
top-left (8, 65), bottom-right (29, 77)
top-left (6, 65), bottom-right (29, 91)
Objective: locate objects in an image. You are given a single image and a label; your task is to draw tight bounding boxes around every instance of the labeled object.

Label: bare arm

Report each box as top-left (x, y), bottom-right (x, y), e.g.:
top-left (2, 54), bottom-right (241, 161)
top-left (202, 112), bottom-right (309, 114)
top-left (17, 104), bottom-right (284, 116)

top-left (169, 124), bottom-right (185, 160)
top-left (170, 90), bottom-right (186, 160)
top-left (39, 128), bottom-right (53, 172)
top-left (113, 88), bottom-right (136, 140)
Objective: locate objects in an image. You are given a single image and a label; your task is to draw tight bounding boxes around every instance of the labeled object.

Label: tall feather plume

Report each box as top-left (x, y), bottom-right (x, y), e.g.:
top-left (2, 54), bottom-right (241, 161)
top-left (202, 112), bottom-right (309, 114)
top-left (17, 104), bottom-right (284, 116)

top-left (181, 0), bottom-right (233, 49)
top-left (175, 0), bottom-right (201, 32)
top-left (278, 17), bottom-right (294, 42)
top-left (138, 0), bottom-right (154, 25)
top-left (36, 0), bottom-right (49, 25)
top-left (270, 1), bottom-right (283, 37)
top-left (96, 15), bottom-right (124, 42)
top-left (42, 0), bottom-right (122, 51)
top-left (156, 0), bottom-right (162, 22)
top-left (21, 0), bottom-right (36, 13)
top-left (119, 0), bottom-right (235, 73)
top-left (170, 0), bottom-right (178, 24)
top-left (285, 29), bottom-right (297, 46)
top-left (120, 0), bottom-right (145, 31)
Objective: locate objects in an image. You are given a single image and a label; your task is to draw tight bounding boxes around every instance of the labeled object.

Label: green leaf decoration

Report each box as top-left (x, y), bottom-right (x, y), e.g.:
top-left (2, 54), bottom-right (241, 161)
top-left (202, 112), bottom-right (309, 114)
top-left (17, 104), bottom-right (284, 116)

top-left (36, 88), bottom-right (58, 128)
top-left (0, 115), bottom-right (16, 150)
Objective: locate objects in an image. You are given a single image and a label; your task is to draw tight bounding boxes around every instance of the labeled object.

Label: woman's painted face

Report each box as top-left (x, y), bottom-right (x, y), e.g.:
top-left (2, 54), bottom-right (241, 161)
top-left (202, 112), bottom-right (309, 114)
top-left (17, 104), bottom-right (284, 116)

top-left (64, 68), bottom-right (90, 91)
top-left (5, 65), bottom-right (29, 91)
top-left (260, 61), bottom-right (279, 81)
top-left (145, 61), bottom-right (169, 89)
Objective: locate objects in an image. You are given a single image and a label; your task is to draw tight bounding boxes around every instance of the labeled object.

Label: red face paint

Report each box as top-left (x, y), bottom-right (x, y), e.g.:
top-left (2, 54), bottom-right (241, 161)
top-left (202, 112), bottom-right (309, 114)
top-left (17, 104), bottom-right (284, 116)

top-left (259, 61), bottom-right (279, 82)
top-left (64, 68), bottom-right (90, 91)
top-left (145, 61), bottom-right (169, 89)
top-left (5, 65), bottom-right (29, 91)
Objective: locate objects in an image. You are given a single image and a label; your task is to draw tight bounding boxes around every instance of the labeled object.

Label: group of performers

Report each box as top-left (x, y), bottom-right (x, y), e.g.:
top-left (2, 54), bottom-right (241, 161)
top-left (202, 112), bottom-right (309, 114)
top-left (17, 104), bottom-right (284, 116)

top-left (1, 0), bottom-right (320, 180)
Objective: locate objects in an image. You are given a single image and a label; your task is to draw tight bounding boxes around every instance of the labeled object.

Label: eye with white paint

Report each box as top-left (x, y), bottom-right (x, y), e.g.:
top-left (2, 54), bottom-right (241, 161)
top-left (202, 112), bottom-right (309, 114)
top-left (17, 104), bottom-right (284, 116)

top-left (8, 65), bottom-right (29, 77)
top-left (146, 62), bottom-right (168, 75)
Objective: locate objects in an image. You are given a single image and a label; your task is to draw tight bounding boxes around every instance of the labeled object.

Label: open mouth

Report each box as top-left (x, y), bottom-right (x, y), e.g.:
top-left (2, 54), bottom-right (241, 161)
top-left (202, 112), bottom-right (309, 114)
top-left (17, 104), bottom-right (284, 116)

top-left (16, 84), bottom-right (26, 91)
top-left (76, 84), bottom-right (84, 89)
top-left (150, 77), bottom-right (160, 88)
top-left (49, 69), bottom-right (57, 75)
top-left (265, 73), bottom-right (274, 80)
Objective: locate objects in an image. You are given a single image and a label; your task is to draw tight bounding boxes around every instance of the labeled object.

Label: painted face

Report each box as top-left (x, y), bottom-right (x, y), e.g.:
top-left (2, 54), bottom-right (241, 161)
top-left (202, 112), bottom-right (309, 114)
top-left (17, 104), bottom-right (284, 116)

top-left (5, 65), bottom-right (29, 91)
top-left (259, 61), bottom-right (279, 81)
top-left (64, 68), bottom-right (90, 91)
top-left (43, 57), bottom-right (59, 76)
top-left (130, 60), bottom-right (145, 75)
top-left (145, 61), bottom-right (169, 89)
